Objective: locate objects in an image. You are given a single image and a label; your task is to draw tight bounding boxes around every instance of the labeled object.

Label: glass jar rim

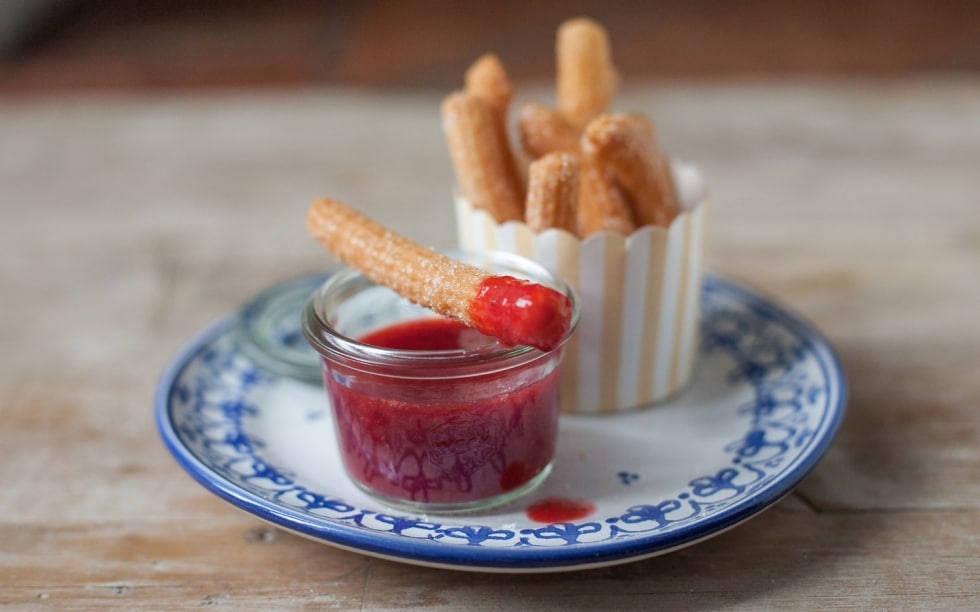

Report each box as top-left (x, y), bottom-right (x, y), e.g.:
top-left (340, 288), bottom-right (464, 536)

top-left (301, 249), bottom-right (579, 378)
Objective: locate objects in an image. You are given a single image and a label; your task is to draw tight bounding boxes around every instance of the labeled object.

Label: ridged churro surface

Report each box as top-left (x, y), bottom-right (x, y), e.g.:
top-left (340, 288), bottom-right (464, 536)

top-left (583, 114), bottom-right (678, 227)
top-left (308, 197), bottom-right (572, 351)
top-left (464, 54), bottom-right (525, 201)
top-left (518, 102), bottom-right (580, 160)
top-left (308, 197), bottom-right (486, 324)
top-left (578, 150), bottom-right (636, 236)
top-left (442, 92), bottom-right (525, 222)
top-left (526, 152), bottom-right (579, 233)
top-left (556, 17), bottom-right (618, 130)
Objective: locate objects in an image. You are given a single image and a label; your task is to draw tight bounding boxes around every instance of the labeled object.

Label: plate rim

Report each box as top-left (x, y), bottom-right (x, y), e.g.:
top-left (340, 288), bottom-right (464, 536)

top-left (155, 274), bottom-right (847, 572)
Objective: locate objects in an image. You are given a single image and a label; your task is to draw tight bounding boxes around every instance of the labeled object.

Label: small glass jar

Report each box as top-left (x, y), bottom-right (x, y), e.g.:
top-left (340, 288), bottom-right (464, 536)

top-left (236, 273), bottom-right (327, 384)
top-left (302, 250), bottom-right (579, 514)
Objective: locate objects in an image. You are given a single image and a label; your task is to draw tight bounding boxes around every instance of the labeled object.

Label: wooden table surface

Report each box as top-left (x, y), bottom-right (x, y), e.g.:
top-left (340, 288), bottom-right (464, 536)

top-left (2, 79), bottom-right (978, 609)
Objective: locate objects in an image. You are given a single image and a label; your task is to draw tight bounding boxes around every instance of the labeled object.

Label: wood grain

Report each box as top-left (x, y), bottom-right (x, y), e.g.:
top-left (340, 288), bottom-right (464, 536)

top-left (1, 80), bottom-right (978, 608)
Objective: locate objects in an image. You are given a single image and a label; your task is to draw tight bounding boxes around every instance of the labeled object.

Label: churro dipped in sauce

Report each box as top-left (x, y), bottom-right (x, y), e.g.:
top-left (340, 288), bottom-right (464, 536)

top-left (307, 197), bottom-right (572, 352)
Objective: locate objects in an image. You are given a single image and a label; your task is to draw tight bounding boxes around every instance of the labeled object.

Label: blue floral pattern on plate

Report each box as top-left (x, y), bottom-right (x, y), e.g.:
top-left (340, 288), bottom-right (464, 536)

top-left (156, 275), bottom-right (845, 572)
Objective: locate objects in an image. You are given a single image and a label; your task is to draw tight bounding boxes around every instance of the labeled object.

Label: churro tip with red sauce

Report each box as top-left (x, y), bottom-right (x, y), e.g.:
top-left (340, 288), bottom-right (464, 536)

top-left (307, 197), bottom-right (572, 352)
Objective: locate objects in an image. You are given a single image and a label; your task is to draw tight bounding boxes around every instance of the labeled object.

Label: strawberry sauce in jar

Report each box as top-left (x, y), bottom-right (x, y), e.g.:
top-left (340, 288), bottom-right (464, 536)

top-left (302, 251), bottom-right (578, 514)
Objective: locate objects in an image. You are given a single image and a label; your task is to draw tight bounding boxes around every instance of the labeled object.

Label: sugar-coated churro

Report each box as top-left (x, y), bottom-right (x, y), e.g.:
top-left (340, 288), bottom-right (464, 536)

top-left (556, 17), bottom-right (618, 130)
top-left (442, 92), bottom-right (525, 222)
top-left (582, 113), bottom-right (678, 227)
top-left (464, 54), bottom-right (524, 197)
top-left (577, 152), bottom-right (636, 237)
top-left (308, 197), bottom-right (572, 351)
top-left (518, 102), bottom-right (580, 160)
top-left (525, 152), bottom-right (579, 233)
top-left (464, 54), bottom-right (512, 129)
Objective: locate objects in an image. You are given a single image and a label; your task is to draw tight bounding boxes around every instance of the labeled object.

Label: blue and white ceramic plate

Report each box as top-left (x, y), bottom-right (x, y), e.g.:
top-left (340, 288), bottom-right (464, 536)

top-left (156, 275), bottom-right (845, 573)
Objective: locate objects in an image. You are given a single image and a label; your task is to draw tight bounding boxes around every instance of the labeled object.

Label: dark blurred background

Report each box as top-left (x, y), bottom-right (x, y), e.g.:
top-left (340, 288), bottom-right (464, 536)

top-left (2, 0), bottom-right (979, 94)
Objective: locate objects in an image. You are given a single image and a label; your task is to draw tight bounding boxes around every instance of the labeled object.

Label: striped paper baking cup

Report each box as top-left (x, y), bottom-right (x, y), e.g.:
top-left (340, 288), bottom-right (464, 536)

top-left (455, 160), bottom-right (709, 414)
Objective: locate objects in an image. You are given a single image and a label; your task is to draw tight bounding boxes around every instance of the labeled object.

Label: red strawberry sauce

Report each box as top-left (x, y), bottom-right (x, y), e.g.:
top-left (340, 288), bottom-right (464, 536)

top-left (324, 317), bottom-right (561, 506)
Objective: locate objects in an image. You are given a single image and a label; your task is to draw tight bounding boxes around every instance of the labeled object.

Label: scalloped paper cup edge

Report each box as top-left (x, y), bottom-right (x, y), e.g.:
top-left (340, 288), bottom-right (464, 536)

top-left (455, 160), bottom-right (710, 414)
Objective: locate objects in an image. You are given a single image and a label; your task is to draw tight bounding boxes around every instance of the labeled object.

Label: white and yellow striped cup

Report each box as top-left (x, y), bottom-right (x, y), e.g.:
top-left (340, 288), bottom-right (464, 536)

top-left (455, 160), bottom-right (709, 414)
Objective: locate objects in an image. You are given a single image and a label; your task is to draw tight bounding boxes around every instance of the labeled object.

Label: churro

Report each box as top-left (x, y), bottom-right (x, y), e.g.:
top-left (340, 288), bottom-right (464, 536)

top-left (442, 92), bottom-right (525, 222)
top-left (308, 197), bottom-right (572, 351)
top-left (582, 114), bottom-right (679, 227)
top-left (464, 54), bottom-right (512, 129)
top-left (518, 102), bottom-right (580, 160)
top-left (464, 54), bottom-right (524, 196)
top-left (577, 152), bottom-right (636, 237)
top-left (525, 152), bottom-right (579, 233)
top-left (556, 17), bottom-right (618, 130)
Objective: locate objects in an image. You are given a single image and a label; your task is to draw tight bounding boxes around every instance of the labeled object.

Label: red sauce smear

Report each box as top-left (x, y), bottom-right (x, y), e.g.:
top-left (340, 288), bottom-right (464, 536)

top-left (324, 318), bottom-right (561, 506)
top-left (526, 497), bottom-right (596, 523)
top-left (467, 276), bottom-right (572, 352)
